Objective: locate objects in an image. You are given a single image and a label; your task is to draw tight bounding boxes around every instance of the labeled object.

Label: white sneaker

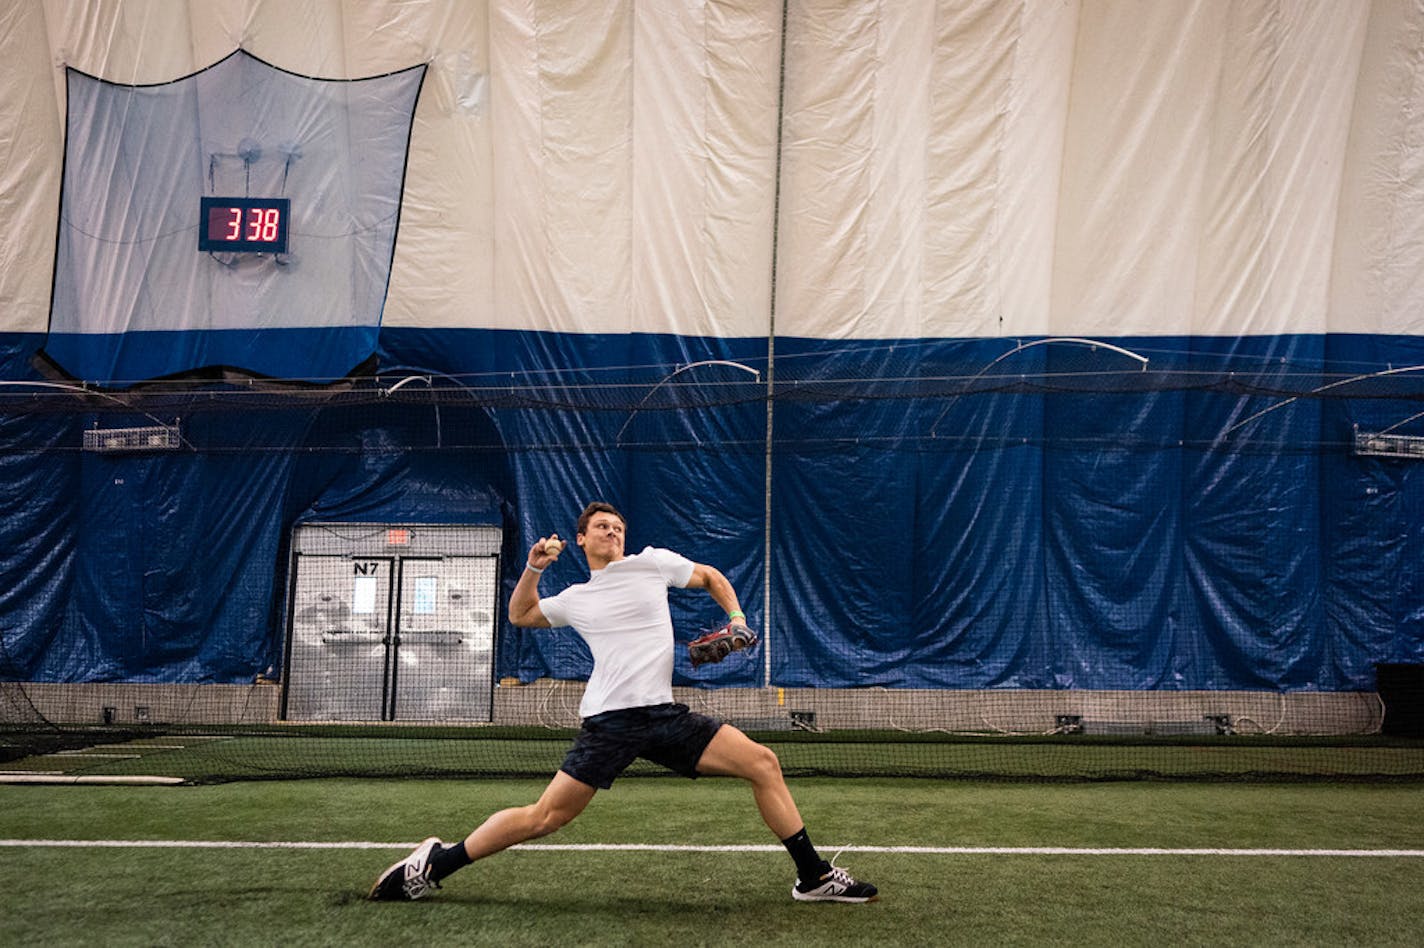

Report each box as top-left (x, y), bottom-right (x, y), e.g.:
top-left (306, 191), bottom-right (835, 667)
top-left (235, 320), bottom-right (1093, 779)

top-left (369, 837), bottom-right (442, 901)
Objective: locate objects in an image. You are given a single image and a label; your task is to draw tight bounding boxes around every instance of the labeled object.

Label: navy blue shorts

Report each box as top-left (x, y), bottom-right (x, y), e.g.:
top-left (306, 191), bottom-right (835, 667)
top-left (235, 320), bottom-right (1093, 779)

top-left (560, 703), bottom-right (724, 789)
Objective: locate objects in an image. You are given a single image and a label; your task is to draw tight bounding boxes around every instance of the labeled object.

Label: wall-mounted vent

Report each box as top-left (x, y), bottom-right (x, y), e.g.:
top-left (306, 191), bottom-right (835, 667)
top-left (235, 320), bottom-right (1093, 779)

top-left (82, 425), bottom-right (182, 453)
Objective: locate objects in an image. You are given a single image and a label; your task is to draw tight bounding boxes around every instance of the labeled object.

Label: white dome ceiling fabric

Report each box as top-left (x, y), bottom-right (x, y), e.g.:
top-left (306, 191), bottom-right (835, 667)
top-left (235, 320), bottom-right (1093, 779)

top-left (0, 0), bottom-right (1421, 350)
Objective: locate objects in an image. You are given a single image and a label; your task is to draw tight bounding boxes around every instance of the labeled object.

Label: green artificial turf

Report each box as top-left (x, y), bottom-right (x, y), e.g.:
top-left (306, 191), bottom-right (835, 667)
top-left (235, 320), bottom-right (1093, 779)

top-left (2, 779), bottom-right (1421, 945)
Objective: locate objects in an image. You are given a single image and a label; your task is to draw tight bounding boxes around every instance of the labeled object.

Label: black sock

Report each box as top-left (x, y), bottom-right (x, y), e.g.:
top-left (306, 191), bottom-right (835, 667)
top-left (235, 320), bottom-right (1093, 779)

top-left (781, 827), bottom-right (830, 883)
top-left (428, 841), bottom-right (473, 882)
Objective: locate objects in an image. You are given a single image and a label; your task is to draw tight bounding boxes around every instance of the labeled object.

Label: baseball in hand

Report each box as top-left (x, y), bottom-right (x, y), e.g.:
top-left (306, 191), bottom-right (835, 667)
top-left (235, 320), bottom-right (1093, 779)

top-left (543, 538), bottom-right (564, 555)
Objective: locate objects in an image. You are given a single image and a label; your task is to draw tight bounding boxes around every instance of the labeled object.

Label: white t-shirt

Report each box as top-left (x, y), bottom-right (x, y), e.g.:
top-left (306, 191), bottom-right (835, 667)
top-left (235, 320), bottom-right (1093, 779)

top-left (537, 546), bottom-right (696, 718)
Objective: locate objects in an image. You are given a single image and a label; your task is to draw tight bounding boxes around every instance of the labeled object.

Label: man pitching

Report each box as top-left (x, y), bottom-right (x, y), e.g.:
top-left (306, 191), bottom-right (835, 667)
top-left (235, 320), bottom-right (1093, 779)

top-left (370, 501), bottom-right (877, 904)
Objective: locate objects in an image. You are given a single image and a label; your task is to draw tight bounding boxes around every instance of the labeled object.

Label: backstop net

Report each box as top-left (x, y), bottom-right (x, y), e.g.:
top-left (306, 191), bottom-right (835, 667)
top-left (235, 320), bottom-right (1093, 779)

top-left (3, 337), bottom-right (1424, 783)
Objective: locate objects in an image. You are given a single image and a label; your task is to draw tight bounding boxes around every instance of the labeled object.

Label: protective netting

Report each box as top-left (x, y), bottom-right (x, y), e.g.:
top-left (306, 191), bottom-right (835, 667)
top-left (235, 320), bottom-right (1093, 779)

top-left (10, 338), bottom-right (1424, 446)
top-left (3, 687), bottom-right (1422, 784)
top-left (44, 51), bottom-right (426, 384)
top-left (3, 338), bottom-right (1424, 782)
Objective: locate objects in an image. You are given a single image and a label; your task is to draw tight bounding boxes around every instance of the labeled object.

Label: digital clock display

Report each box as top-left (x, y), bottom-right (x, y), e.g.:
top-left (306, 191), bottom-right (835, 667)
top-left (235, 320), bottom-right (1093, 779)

top-left (198, 197), bottom-right (290, 253)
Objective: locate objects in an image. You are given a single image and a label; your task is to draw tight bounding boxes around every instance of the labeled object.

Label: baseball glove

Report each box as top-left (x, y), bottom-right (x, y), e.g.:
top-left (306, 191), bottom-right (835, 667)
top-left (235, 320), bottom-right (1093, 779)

top-left (687, 623), bottom-right (759, 667)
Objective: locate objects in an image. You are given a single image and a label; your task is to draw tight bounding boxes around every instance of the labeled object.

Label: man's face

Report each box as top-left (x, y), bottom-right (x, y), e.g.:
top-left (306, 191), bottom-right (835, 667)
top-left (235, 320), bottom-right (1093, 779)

top-left (578, 511), bottom-right (626, 562)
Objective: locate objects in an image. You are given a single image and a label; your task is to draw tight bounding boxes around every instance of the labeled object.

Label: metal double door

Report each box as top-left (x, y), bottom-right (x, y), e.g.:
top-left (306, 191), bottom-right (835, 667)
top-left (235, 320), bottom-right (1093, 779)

top-left (283, 553), bottom-right (498, 722)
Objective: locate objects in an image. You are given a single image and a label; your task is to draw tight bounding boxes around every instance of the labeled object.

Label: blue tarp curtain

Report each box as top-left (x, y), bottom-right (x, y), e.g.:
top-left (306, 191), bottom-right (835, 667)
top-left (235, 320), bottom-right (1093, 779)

top-left (6, 329), bottom-right (1422, 692)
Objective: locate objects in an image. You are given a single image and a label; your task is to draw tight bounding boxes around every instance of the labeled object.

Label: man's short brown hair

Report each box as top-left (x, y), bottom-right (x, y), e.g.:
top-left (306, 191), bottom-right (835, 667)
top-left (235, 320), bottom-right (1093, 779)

top-left (576, 501), bottom-right (626, 537)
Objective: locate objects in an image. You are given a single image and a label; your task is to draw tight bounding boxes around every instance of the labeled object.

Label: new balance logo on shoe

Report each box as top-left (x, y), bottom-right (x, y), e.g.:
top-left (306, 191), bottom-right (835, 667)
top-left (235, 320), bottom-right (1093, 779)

top-left (792, 864), bottom-right (879, 903)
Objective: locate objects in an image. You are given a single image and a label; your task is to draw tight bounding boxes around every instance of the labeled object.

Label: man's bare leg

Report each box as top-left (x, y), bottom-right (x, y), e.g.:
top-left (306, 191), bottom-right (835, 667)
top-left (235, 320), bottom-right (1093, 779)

top-left (695, 723), bottom-right (877, 902)
top-left (694, 724), bottom-right (803, 838)
top-left (461, 769), bottom-right (598, 860)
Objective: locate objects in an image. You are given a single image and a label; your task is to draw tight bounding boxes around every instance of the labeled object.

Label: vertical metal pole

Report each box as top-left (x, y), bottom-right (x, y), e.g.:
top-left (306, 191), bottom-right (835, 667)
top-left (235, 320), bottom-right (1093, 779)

top-left (763, 0), bottom-right (790, 688)
top-left (384, 558), bottom-right (402, 721)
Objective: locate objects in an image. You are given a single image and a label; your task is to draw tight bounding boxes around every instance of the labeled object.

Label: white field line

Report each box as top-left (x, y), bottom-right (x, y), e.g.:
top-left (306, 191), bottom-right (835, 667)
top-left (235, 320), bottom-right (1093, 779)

top-left (0, 840), bottom-right (1421, 857)
top-left (119, 745), bottom-right (192, 749)
top-left (0, 775), bottom-right (185, 785)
